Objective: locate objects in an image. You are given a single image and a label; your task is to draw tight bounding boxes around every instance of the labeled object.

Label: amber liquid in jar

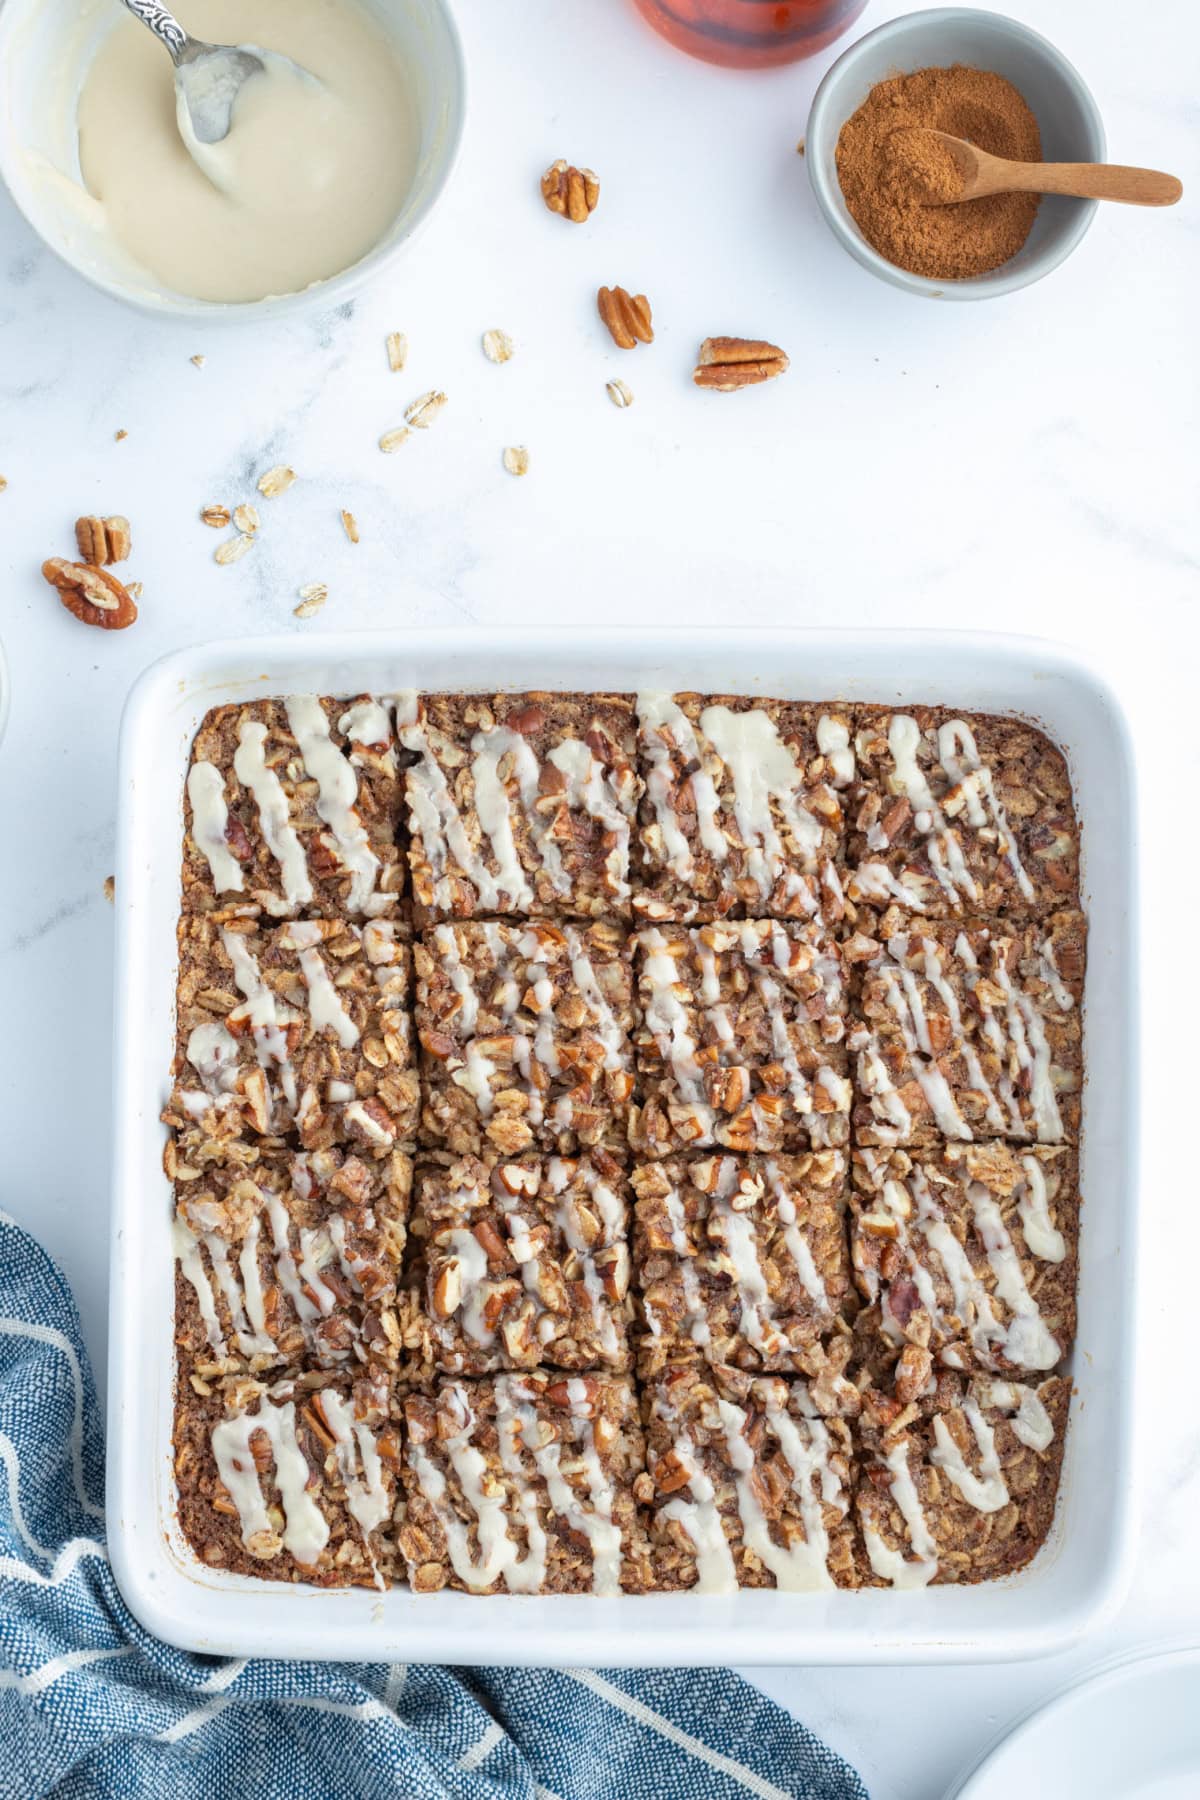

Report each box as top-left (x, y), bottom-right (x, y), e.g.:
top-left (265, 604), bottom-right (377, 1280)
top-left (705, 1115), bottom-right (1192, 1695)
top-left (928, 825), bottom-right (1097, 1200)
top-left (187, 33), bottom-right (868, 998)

top-left (632, 0), bottom-right (869, 67)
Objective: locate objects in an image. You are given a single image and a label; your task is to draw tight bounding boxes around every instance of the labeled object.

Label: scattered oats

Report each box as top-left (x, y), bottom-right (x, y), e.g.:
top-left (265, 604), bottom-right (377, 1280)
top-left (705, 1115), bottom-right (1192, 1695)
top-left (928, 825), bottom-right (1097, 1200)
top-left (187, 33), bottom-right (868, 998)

top-left (796, 137), bottom-right (806, 156)
top-left (606, 378), bottom-right (634, 409)
top-left (482, 329), bottom-right (514, 364)
top-left (341, 509), bottom-right (360, 543)
top-left (233, 503), bottom-right (260, 534)
top-left (191, 353), bottom-right (206, 367)
top-left (102, 875), bottom-right (115, 903)
top-left (405, 389), bottom-right (447, 429)
top-left (0, 477), bottom-right (7, 492)
top-left (257, 464), bottom-right (296, 498)
top-left (200, 504), bottom-right (231, 528)
top-left (114, 429), bottom-right (128, 441)
top-left (294, 583), bottom-right (328, 618)
top-left (379, 426), bottom-right (411, 453)
top-left (126, 580), bottom-right (144, 600)
top-left (386, 331), bottom-right (408, 371)
top-left (502, 445), bottom-right (530, 477)
top-left (214, 532), bottom-right (255, 565)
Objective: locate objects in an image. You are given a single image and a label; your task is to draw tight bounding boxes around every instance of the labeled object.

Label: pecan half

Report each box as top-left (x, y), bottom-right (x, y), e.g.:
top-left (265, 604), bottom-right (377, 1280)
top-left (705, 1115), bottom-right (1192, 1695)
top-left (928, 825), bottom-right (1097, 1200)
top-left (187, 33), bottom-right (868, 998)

top-left (42, 557), bottom-right (138, 630)
top-left (75, 514), bottom-right (132, 565)
top-left (541, 158), bottom-right (599, 222)
top-left (598, 286), bottom-right (653, 350)
top-left (693, 336), bottom-right (789, 391)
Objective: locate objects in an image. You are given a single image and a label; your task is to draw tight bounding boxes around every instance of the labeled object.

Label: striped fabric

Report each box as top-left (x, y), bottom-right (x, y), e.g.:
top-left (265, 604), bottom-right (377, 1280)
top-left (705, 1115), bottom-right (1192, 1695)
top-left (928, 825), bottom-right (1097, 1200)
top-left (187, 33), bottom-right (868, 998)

top-left (0, 1210), bottom-right (868, 1800)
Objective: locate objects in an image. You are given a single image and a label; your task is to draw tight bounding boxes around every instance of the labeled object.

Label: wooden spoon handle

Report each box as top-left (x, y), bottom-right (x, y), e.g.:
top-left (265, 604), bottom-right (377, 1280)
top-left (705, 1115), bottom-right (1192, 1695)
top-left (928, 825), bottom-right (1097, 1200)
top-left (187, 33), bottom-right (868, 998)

top-left (1008, 161), bottom-right (1183, 206)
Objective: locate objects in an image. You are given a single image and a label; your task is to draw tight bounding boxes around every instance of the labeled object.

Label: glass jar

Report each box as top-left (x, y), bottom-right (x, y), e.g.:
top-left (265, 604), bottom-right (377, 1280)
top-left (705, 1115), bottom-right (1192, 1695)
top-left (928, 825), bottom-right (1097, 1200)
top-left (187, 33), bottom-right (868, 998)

top-left (631, 0), bottom-right (868, 68)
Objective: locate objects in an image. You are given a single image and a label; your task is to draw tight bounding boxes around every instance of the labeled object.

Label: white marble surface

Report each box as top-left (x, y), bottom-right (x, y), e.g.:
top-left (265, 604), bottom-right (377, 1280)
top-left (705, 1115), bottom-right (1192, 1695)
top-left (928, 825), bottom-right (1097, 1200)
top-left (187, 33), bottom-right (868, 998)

top-left (0, 0), bottom-right (1196, 1793)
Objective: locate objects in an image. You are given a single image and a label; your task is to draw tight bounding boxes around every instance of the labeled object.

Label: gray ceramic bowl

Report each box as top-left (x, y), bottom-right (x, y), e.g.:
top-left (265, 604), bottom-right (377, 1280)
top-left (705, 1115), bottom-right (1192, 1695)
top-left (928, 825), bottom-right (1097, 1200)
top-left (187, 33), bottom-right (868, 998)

top-left (806, 7), bottom-right (1106, 299)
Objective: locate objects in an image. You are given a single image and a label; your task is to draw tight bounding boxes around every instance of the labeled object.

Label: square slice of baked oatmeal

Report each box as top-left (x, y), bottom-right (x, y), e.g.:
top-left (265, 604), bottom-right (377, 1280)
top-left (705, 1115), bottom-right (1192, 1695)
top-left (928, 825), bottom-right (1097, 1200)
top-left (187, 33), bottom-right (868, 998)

top-left (398, 691), bottom-right (642, 924)
top-left (398, 1373), bottom-right (652, 1594)
top-left (403, 1152), bottom-right (633, 1377)
top-left (634, 693), bottom-right (854, 925)
top-left (642, 1362), bottom-right (860, 1591)
top-left (164, 911), bottom-right (418, 1155)
top-left (630, 920), bottom-right (851, 1156)
top-left (632, 1151), bottom-right (853, 1378)
top-left (414, 918), bottom-right (635, 1157)
top-left (847, 910), bottom-right (1085, 1148)
top-left (182, 696), bottom-right (405, 920)
top-left (845, 708), bottom-right (1078, 920)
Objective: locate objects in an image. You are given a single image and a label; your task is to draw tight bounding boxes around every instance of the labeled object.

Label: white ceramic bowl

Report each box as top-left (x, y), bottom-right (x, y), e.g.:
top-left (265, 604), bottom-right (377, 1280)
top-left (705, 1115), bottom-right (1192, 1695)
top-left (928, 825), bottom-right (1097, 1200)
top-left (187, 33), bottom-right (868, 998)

top-left (0, 0), bottom-right (466, 321)
top-left (806, 7), bottom-right (1106, 300)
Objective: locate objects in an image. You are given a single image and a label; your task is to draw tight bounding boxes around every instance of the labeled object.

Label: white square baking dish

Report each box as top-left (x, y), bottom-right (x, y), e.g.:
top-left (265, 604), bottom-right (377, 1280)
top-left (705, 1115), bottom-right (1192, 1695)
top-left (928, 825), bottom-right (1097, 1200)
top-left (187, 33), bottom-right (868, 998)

top-left (107, 629), bottom-right (1140, 1664)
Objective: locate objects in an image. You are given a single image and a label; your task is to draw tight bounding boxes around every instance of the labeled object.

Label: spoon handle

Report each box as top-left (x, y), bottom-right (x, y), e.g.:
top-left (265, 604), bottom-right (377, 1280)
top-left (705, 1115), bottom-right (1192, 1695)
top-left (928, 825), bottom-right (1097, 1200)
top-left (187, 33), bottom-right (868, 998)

top-left (116, 0), bottom-right (191, 63)
top-left (1009, 161), bottom-right (1183, 207)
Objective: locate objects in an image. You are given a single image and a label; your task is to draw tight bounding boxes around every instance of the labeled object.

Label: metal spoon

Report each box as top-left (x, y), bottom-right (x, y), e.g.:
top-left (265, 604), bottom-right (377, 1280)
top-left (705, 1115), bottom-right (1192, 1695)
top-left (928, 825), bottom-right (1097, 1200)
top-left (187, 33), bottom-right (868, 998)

top-left (117, 0), bottom-right (305, 145)
top-left (920, 130), bottom-right (1183, 208)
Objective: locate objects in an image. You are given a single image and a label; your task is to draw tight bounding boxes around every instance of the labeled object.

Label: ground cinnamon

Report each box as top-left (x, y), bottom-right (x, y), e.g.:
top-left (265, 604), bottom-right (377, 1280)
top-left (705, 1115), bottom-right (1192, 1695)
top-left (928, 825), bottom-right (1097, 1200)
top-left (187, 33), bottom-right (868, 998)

top-left (835, 65), bottom-right (1041, 279)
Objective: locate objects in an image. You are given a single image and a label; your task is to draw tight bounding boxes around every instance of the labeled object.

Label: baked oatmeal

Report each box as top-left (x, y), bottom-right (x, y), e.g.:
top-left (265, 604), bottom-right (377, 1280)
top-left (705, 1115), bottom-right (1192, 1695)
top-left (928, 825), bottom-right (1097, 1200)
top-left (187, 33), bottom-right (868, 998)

top-left (630, 919), bottom-right (851, 1156)
top-left (846, 708), bottom-right (1078, 920)
top-left (642, 1362), bottom-right (860, 1591)
top-left (182, 696), bottom-right (405, 919)
top-left (403, 1151), bottom-right (632, 1376)
top-left (847, 911), bottom-right (1085, 1147)
top-left (173, 1147), bottom-right (410, 1377)
top-left (634, 693), bottom-right (855, 925)
top-left (175, 1365), bottom-right (403, 1587)
top-left (414, 918), bottom-right (635, 1156)
top-left (398, 691), bottom-right (642, 925)
top-left (398, 1373), bottom-right (652, 1593)
top-left (163, 910), bottom-right (418, 1154)
top-left (632, 1151), bottom-right (853, 1377)
top-left (854, 1371), bottom-right (1069, 1586)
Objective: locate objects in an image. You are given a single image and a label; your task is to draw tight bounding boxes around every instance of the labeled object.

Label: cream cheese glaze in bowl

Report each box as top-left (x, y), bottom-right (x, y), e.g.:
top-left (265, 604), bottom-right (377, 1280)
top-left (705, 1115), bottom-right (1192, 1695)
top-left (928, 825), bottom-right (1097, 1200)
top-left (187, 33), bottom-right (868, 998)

top-left (0, 0), bottom-right (465, 318)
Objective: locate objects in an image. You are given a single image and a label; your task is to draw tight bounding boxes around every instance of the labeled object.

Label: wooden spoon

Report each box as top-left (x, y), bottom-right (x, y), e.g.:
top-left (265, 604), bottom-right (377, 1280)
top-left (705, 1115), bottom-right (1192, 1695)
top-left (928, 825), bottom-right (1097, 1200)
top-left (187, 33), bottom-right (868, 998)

top-left (923, 131), bottom-right (1183, 207)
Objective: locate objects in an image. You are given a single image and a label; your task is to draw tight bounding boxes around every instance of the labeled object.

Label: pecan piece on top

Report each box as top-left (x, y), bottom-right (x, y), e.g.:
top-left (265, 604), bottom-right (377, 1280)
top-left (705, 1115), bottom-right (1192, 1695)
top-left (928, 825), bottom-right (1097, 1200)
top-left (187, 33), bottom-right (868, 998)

top-left (541, 158), bottom-right (599, 222)
top-left (42, 557), bottom-right (139, 630)
top-left (693, 336), bottom-right (789, 391)
top-left (75, 513), bottom-right (132, 565)
top-left (598, 286), bottom-right (654, 350)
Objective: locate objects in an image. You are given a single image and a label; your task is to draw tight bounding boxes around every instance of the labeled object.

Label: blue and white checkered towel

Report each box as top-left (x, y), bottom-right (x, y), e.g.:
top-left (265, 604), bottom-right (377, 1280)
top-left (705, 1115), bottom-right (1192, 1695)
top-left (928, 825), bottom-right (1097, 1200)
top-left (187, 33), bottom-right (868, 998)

top-left (0, 1209), bottom-right (869, 1800)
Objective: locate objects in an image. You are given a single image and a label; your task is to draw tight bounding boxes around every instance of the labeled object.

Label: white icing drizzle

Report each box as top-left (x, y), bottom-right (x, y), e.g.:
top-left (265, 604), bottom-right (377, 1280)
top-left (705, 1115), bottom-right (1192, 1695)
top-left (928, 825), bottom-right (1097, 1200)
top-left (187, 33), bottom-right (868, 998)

top-left (717, 1392), bottom-right (838, 1591)
top-left (764, 1159), bottom-right (833, 1316)
top-left (930, 1395), bottom-right (1008, 1513)
top-left (639, 929), bottom-right (711, 1119)
top-left (564, 926), bottom-right (629, 1071)
top-left (938, 720), bottom-right (1035, 902)
top-left (655, 1179), bottom-right (712, 1349)
top-left (545, 738), bottom-right (632, 901)
top-left (185, 1021), bottom-right (240, 1102)
top-left (221, 929), bottom-right (297, 1115)
top-left (499, 1378), bottom-right (623, 1596)
top-left (493, 1406), bottom-right (549, 1593)
top-left (408, 1386), bottom-right (527, 1591)
top-left (470, 726), bottom-right (540, 909)
top-left (878, 965), bottom-right (971, 1139)
top-left (338, 698), bottom-right (393, 749)
top-left (969, 1186), bottom-right (1061, 1369)
top-left (698, 704), bottom-right (823, 897)
top-left (985, 1380), bottom-right (1056, 1452)
top-left (658, 1431), bottom-right (738, 1594)
top-left (883, 715), bottom-right (976, 906)
top-left (284, 695), bottom-right (382, 913)
top-left (548, 1158), bottom-right (621, 1361)
top-left (211, 1399), bottom-right (330, 1565)
top-left (815, 714), bottom-right (855, 787)
top-left (233, 719), bottom-right (312, 907)
top-left (434, 925), bottom-right (480, 1035)
top-left (317, 1389), bottom-right (391, 1563)
top-left (1037, 934), bottom-right (1074, 1012)
top-left (1016, 1156), bottom-right (1066, 1263)
top-left (440, 1227), bottom-right (493, 1346)
top-left (636, 692), bottom-right (726, 877)
top-left (187, 761), bottom-right (245, 893)
top-left (864, 1439), bottom-right (937, 1589)
top-left (172, 1216), bottom-right (226, 1352)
